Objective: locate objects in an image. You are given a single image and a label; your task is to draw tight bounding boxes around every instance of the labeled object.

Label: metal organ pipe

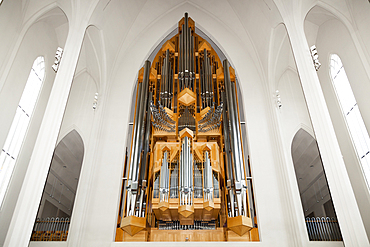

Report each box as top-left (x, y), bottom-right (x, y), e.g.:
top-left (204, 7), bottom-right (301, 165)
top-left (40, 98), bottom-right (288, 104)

top-left (160, 49), bottom-right (171, 108)
top-left (140, 89), bottom-right (153, 182)
top-left (221, 90), bottom-right (236, 218)
top-left (126, 60), bottom-right (151, 217)
top-left (204, 151), bottom-right (213, 202)
top-left (179, 13), bottom-right (194, 91)
top-left (223, 59), bottom-right (247, 217)
top-left (185, 12), bottom-right (188, 75)
top-left (201, 49), bottom-right (214, 109)
top-left (160, 151), bottom-right (169, 202)
top-left (223, 59), bottom-right (243, 182)
top-left (180, 136), bottom-right (193, 205)
top-left (179, 30), bottom-right (183, 90)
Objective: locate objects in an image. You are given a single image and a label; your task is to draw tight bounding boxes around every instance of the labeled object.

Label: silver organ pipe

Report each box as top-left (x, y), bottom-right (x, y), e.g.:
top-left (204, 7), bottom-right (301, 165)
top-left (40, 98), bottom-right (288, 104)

top-left (221, 89), bottom-right (235, 217)
top-left (125, 60), bottom-right (151, 217)
top-left (160, 49), bottom-right (172, 108)
top-left (180, 136), bottom-right (193, 206)
top-left (203, 151), bottom-right (213, 202)
top-left (179, 12), bottom-right (194, 91)
top-left (201, 49), bottom-right (214, 108)
top-left (160, 151), bottom-right (169, 202)
top-left (223, 59), bottom-right (247, 217)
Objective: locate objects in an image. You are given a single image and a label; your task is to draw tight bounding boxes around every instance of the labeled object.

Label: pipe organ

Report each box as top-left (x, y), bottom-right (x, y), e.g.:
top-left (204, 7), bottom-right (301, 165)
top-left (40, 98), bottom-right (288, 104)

top-left (118, 13), bottom-right (258, 242)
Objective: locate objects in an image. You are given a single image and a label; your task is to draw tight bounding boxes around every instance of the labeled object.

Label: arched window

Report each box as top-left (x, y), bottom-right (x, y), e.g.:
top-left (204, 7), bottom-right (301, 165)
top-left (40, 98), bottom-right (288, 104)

top-left (330, 54), bottom-right (370, 189)
top-left (0, 56), bottom-right (45, 206)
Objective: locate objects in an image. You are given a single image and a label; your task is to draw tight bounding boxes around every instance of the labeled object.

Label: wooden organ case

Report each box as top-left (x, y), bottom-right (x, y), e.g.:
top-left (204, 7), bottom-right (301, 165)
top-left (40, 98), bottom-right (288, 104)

top-left (116, 13), bottom-right (259, 242)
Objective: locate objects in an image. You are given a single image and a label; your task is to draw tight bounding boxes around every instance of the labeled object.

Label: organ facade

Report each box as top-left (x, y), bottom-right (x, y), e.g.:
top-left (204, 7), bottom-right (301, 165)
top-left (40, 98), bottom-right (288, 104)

top-left (117, 13), bottom-right (258, 242)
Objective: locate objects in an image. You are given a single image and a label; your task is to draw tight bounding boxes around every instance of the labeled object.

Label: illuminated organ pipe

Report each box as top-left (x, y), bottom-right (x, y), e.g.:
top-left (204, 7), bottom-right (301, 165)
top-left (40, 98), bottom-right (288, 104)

top-left (201, 49), bottom-right (214, 108)
top-left (179, 12), bottom-right (194, 90)
top-left (223, 59), bottom-right (248, 217)
top-left (125, 60), bottom-right (151, 217)
top-left (180, 136), bottom-right (193, 206)
top-left (161, 49), bottom-right (172, 109)
top-left (159, 151), bottom-right (170, 202)
top-left (203, 151), bottom-right (213, 202)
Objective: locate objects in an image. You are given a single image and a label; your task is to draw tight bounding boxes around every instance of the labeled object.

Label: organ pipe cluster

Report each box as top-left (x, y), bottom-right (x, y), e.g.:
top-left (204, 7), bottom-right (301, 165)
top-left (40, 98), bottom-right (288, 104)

top-left (125, 60), bottom-right (152, 218)
top-left (120, 13), bottom-right (256, 239)
top-left (179, 136), bottom-right (193, 206)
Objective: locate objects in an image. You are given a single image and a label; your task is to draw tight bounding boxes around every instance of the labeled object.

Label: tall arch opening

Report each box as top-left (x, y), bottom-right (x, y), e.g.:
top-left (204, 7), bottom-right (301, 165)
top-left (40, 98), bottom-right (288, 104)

top-left (115, 13), bottom-right (258, 242)
top-left (329, 54), bottom-right (370, 188)
top-left (0, 56), bottom-right (45, 207)
top-left (291, 128), bottom-right (342, 241)
top-left (31, 129), bottom-right (84, 241)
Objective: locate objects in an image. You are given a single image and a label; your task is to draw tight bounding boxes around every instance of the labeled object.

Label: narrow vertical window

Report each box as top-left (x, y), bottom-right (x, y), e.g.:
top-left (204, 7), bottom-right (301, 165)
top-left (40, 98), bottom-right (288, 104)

top-left (0, 56), bottom-right (45, 206)
top-left (330, 54), bottom-right (370, 189)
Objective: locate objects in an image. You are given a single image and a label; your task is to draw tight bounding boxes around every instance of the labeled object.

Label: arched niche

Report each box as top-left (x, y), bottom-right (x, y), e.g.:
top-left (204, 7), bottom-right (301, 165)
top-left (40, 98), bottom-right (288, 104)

top-left (31, 129), bottom-right (84, 241)
top-left (291, 128), bottom-right (342, 241)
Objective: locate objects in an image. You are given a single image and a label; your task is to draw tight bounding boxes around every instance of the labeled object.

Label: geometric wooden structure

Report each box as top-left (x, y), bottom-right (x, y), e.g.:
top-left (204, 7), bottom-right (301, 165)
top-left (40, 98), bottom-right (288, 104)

top-left (227, 215), bottom-right (254, 236)
top-left (120, 216), bottom-right (146, 236)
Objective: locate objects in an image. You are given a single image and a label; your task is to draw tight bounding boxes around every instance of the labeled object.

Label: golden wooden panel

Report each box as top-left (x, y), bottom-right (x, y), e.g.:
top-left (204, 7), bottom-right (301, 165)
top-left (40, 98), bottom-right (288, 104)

top-left (226, 229), bottom-right (251, 241)
top-left (150, 228), bottom-right (224, 242)
top-left (227, 215), bottom-right (253, 236)
top-left (178, 204), bottom-right (194, 218)
top-left (198, 40), bottom-right (212, 52)
top-left (178, 127), bottom-right (194, 139)
top-left (120, 216), bottom-right (146, 236)
top-left (158, 201), bottom-right (169, 211)
top-left (162, 40), bottom-right (176, 52)
top-left (178, 88), bottom-right (196, 106)
top-left (123, 230), bottom-right (148, 242)
top-left (115, 228), bottom-right (124, 241)
top-left (203, 200), bottom-right (214, 211)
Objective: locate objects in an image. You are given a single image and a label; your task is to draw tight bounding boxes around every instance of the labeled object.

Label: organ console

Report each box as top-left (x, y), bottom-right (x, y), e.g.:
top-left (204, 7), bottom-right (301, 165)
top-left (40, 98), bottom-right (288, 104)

top-left (117, 13), bottom-right (258, 242)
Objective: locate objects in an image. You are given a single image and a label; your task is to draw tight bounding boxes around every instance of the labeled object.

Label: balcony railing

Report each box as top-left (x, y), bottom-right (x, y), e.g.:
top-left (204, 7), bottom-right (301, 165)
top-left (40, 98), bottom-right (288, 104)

top-left (305, 217), bottom-right (342, 241)
top-left (31, 217), bottom-right (70, 241)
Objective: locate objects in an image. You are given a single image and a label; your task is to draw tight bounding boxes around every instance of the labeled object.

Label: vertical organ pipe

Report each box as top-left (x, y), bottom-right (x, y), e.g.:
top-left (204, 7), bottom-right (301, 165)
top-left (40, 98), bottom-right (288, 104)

top-left (160, 151), bottom-right (169, 202)
top-left (223, 59), bottom-right (248, 217)
top-left (126, 60), bottom-right (151, 217)
top-left (185, 13), bottom-right (188, 73)
top-left (141, 91), bottom-right (152, 181)
top-left (179, 136), bottom-right (193, 205)
top-left (179, 30), bottom-right (183, 90)
top-left (128, 82), bottom-right (142, 182)
top-left (221, 88), bottom-right (236, 217)
top-left (223, 59), bottom-right (244, 182)
top-left (204, 151), bottom-right (213, 202)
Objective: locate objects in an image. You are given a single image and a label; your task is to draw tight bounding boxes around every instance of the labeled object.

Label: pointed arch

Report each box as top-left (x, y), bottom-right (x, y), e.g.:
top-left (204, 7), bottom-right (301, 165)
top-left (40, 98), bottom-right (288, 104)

top-left (0, 56), bottom-right (45, 207)
top-left (34, 129), bottom-right (84, 222)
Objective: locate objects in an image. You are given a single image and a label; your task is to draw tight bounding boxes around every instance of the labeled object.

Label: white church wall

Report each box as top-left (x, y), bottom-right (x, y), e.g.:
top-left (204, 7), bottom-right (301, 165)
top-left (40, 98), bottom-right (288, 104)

top-left (0, 16), bottom-right (67, 246)
top-left (57, 72), bottom-right (97, 145)
top-left (308, 17), bottom-right (370, 239)
top-left (0, 1), bottom-right (22, 78)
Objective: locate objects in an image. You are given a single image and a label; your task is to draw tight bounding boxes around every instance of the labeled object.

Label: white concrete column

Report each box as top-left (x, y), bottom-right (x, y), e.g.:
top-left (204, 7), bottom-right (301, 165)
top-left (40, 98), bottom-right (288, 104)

top-left (285, 21), bottom-right (370, 246)
top-left (3, 21), bottom-right (87, 247)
